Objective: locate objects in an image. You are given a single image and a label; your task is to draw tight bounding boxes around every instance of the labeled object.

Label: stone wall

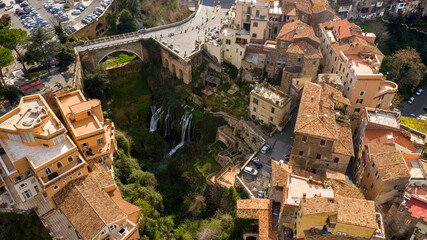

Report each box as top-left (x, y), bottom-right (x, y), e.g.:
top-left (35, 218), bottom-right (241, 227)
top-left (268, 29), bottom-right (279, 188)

top-left (160, 47), bottom-right (192, 84)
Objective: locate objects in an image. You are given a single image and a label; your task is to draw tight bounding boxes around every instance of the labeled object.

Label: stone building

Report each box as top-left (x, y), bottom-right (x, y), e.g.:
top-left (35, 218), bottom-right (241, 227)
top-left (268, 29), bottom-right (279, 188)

top-left (249, 82), bottom-right (292, 128)
top-left (318, 19), bottom-right (397, 124)
top-left (290, 82), bottom-right (353, 174)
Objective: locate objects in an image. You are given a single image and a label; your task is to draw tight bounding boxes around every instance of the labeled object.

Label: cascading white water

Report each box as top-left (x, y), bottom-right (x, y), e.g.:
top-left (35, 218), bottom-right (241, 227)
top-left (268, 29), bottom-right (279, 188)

top-left (163, 108), bottom-right (171, 137)
top-left (149, 105), bottom-right (162, 133)
top-left (168, 110), bottom-right (192, 156)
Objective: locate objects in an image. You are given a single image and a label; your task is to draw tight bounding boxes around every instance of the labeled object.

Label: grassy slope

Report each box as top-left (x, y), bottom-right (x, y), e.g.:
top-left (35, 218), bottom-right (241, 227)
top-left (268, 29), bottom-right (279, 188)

top-left (401, 116), bottom-right (427, 134)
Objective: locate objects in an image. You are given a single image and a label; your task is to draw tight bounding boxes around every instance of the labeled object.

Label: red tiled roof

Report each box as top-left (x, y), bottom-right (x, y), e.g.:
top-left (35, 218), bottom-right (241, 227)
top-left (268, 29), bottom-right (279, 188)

top-left (332, 19), bottom-right (364, 39)
top-left (406, 197), bottom-right (427, 222)
top-left (364, 129), bottom-right (415, 152)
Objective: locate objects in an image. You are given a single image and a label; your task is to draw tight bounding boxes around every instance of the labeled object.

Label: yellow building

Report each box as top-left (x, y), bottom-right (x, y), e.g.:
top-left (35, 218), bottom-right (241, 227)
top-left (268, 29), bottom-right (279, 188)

top-left (234, 0), bottom-right (269, 43)
top-left (0, 94), bottom-right (89, 205)
top-left (296, 197), bottom-right (378, 239)
top-left (249, 82), bottom-right (291, 128)
top-left (56, 90), bottom-right (116, 172)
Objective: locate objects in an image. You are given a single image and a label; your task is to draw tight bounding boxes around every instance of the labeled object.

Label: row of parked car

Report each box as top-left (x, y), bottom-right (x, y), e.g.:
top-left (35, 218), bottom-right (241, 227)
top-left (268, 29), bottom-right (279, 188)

top-left (407, 89), bottom-right (423, 104)
top-left (15, 1), bottom-right (53, 31)
top-left (43, 1), bottom-right (69, 21)
top-left (81, 0), bottom-right (110, 25)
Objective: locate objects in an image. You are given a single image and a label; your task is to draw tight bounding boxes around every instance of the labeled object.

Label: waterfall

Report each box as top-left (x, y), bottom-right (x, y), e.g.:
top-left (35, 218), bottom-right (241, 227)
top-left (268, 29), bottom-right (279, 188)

top-left (168, 110), bottom-right (193, 156)
top-left (149, 104), bottom-right (162, 133)
top-left (163, 108), bottom-right (171, 138)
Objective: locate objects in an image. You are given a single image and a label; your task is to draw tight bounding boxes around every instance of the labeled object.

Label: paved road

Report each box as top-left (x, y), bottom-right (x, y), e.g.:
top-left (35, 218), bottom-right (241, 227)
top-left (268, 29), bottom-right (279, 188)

top-left (397, 86), bottom-right (427, 117)
top-left (265, 110), bottom-right (297, 162)
top-left (76, 0), bottom-right (234, 58)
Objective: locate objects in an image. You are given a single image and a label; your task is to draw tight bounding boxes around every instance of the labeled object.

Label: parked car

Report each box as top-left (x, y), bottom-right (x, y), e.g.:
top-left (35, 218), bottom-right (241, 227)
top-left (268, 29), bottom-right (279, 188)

top-left (81, 18), bottom-right (89, 24)
top-left (243, 166), bottom-right (258, 176)
top-left (0, 2), bottom-right (6, 8)
top-left (416, 89), bottom-right (423, 96)
top-left (424, 106), bottom-right (427, 111)
top-left (19, 1), bottom-right (28, 7)
top-left (5, 4), bottom-right (13, 10)
top-left (76, 6), bottom-right (84, 11)
top-left (15, 0), bottom-right (23, 3)
top-left (408, 97), bottom-right (415, 104)
top-left (251, 157), bottom-right (263, 169)
top-left (257, 190), bottom-right (264, 198)
top-left (71, 10), bottom-right (81, 15)
top-left (260, 144), bottom-right (271, 154)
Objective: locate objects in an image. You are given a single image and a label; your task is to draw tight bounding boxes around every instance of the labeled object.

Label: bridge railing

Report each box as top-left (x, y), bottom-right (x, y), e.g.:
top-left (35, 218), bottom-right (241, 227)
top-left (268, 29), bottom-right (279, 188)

top-left (74, 0), bottom-right (200, 48)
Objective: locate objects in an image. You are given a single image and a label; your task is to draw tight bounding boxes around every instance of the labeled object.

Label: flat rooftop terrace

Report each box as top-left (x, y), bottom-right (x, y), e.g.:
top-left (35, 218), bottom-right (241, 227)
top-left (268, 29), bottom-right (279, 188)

top-left (285, 175), bottom-right (334, 206)
top-left (367, 109), bottom-right (400, 128)
top-left (346, 54), bottom-right (379, 75)
top-left (0, 138), bottom-right (74, 168)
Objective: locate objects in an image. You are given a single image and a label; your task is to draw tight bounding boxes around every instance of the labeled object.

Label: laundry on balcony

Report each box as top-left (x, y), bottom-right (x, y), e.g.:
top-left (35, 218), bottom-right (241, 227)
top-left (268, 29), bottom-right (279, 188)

top-left (85, 148), bottom-right (94, 157)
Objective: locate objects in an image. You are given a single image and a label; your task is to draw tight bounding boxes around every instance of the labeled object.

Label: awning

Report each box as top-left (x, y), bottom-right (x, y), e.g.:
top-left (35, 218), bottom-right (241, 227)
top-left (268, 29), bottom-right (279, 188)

top-left (12, 70), bottom-right (24, 77)
top-left (19, 80), bottom-right (42, 91)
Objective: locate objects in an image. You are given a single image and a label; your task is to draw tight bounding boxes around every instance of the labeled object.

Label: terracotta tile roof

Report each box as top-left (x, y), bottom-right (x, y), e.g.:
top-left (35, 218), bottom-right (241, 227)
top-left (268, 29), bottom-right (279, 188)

top-left (336, 197), bottom-right (377, 229)
top-left (367, 142), bottom-right (396, 155)
top-left (332, 19), bottom-right (363, 39)
top-left (286, 40), bottom-right (322, 59)
top-left (277, 20), bottom-right (320, 45)
top-left (108, 188), bottom-right (140, 224)
top-left (295, 82), bottom-right (353, 156)
top-left (53, 169), bottom-right (126, 240)
top-left (271, 160), bottom-right (292, 187)
top-left (283, 4), bottom-right (296, 16)
top-left (325, 169), bottom-right (346, 181)
top-left (406, 197), bottom-right (427, 223)
top-left (306, 235), bottom-right (356, 240)
top-left (364, 129), bottom-right (415, 152)
top-left (331, 179), bottom-right (364, 199)
top-left (367, 143), bottom-right (411, 181)
top-left (331, 35), bottom-right (383, 57)
top-left (237, 199), bottom-right (272, 240)
top-left (301, 197), bottom-right (337, 215)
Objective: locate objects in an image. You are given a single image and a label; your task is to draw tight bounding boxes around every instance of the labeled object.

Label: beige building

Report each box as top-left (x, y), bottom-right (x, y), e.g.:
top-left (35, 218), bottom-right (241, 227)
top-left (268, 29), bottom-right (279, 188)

top-left (318, 19), bottom-right (398, 120)
top-left (290, 82), bottom-right (353, 174)
top-left (249, 82), bottom-right (292, 128)
top-left (0, 95), bottom-right (89, 205)
top-left (56, 90), bottom-right (116, 172)
top-left (234, 0), bottom-right (270, 43)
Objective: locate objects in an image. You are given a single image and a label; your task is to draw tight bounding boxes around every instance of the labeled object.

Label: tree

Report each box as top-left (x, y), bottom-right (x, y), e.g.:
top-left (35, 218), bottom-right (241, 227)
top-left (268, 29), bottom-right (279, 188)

top-left (0, 85), bottom-right (19, 103)
top-left (57, 45), bottom-right (75, 71)
top-left (385, 48), bottom-right (426, 95)
top-left (83, 66), bottom-right (112, 100)
top-left (25, 28), bottom-right (61, 72)
top-left (106, 12), bottom-right (118, 34)
top-left (0, 47), bottom-right (14, 85)
top-left (118, 9), bottom-right (138, 34)
top-left (0, 29), bottom-right (27, 71)
top-left (54, 23), bottom-right (67, 44)
top-left (127, 0), bottom-right (141, 17)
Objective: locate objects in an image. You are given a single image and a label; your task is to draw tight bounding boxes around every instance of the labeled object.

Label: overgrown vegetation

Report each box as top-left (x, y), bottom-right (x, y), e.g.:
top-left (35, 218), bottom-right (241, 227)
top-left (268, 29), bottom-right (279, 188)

top-left (0, 210), bottom-right (51, 240)
top-left (401, 117), bottom-right (427, 134)
top-left (100, 52), bottom-right (138, 67)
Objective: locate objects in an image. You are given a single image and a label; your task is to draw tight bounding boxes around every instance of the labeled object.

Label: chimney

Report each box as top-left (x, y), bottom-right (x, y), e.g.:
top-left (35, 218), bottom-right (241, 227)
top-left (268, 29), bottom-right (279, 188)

top-left (311, 96), bottom-right (314, 101)
top-left (303, 193), bottom-right (307, 202)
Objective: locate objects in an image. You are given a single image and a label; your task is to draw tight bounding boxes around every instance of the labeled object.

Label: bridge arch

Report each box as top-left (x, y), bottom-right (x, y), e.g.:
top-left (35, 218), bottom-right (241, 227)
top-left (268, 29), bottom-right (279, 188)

top-left (95, 48), bottom-right (144, 67)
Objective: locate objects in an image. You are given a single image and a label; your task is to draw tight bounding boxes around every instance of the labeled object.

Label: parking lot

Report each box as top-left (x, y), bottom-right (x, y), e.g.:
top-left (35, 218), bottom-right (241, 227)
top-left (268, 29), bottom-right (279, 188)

top-left (398, 86), bottom-right (427, 118)
top-left (0, 0), bottom-right (108, 34)
top-left (239, 111), bottom-right (297, 198)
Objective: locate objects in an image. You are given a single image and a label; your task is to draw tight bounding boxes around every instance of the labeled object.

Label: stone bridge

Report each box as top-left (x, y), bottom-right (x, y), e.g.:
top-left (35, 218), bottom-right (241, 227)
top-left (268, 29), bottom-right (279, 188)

top-left (74, 0), bottom-right (234, 84)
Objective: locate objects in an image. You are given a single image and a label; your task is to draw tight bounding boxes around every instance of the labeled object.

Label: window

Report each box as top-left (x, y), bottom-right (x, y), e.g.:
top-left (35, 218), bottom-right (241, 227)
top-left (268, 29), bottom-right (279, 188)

top-left (30, 178), bottom-right (36, 184)
top-left (78, 172), bottom-right (82, 177)
top-left (253, 22), bottom-right (258, 27)
top-left (367, 172), bottom-right (370, 178)
top-left (347, 87), bottom-right (350, 91)
top-left (57, 162), bottom-right (63, 169)
top-left (333, 157), bottom-right (339, 163)
top-left (316, 154), bottom-right (321, 159)
top-left (14, 135), bottom-right (22, 143)
top-left (253, 107), bottom-right (256, 112)
top-left (394, 185), bottom-right (398, 190)
top-left (253, 98), bottom-right (258, 104)
top-left (271, 107), bottom-right (275, 114)
top-left (97, 138), bottom-right (104, 145)
top-left (60, 135), bottom-right (65, 142)
top-left (109, 225), bottom-right (118, 231)
top-left (312, 61), bottom-right (316, 65)
top-left (278, 54), bottom-right (283, 59)
top-left (252, 33), bottom-right (257, 38)
top-left (297, 58), bottom-right (302, 62)
top-left (344, 82), bottom-right (346, 86)
top-left (376, 104), bottom-right (381, 108)
top-left (302, 136), bottom-right (307, 142)
top-left (379, 95), bottom-right (384, 101)
top-left (334, 56), bottom-right (337, 62)
top-left (329, 50), bottom-right (332, 55)
top-left (255, 10), bottom-right (260, 17)
top-left (19, 183), bottom-right (27, 190)
top-left (54, 186), bottom-right (59, 191)
top-left (81, 142), bottom-right (88, 148)
top-left (370, 183), bottom-right (374, 189)
top-left (68, 156), bottom-right (73, 163)
top-left (69, 176), bottom-right (73, 180)
top-left (45, 168), bottom-right (52, 176)
top-left (354, 108), bottom-right (361, 113)
top-left (405, 219), bottom-right (412, 225)
top-left (53, 137), bottom-right (59, 145)
top-left (350, 78), bottom-right (353, 83)
top-left (8, 134), bottom-right (14, 141)
top-left (77, 158), bottom-right (83, 164)
top-left (27, 132), bottom-right (35, 142)
top-left (299, 151), bottom-right (303, 156)
top-left (360, 91), bottom-right (365, 96)
top-left (22, 190), bottom-right (32, 200)
top-left (63, 180), bottom-right (66, 184)
top-left (356, 99), bottom-right (363, 104)
top-left (375, 171), bottom-right (380, 180)
top-left (372, 162), bottom-right (375, 168)
top-left (320, 140), bottom-right (326, 146)
top-left (226, 39), bottom-right (231, 45)
top-left (270, 116), bottom-right (273, 121)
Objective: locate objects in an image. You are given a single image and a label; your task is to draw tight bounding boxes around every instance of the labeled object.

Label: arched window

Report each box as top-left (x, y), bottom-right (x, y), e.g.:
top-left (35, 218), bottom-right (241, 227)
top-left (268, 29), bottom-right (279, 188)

top-left (68, 156), bottom-right (73, 163)
top-left (54, 186), bottom-right (59, 191)
top-left (45, 168), bottom-right (52, 176)
top-left (57, 162), bottom-right (63, 169)
top-left (95, 23), bottom-right (104, 31)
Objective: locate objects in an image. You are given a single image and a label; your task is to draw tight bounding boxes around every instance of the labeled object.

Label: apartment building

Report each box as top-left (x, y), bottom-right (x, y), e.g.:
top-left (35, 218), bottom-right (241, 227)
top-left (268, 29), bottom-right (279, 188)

top-left (56, 90), bottom-right (116, 171)
top-left (267, 0), bottom-right (298, 40)
top-left (385, 182), bottom-right (427, 239)
top-left (290, 82), bottom-right (353, 174)
top-left (275, 20), bottom-right (322, 92)
top-left (249, 82), bottom-right (292, 128)
top-left (296, 197), bottom-right (381, 239)
top-left (0, 95), bottom-right (89, 206)
top-left (53, 166), bottom-right (140, 240)
top-left (236, 198), bottom-right (274, 240)
top-left (318, 19), bottom-right (398, 120)
top-left (234, 0), bottom-right (270, 43)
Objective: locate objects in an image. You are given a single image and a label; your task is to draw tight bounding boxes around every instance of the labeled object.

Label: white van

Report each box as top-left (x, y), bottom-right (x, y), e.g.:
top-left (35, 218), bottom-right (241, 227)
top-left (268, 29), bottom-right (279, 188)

top-left (243, 167), bottom-right (258, 176)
